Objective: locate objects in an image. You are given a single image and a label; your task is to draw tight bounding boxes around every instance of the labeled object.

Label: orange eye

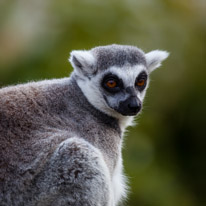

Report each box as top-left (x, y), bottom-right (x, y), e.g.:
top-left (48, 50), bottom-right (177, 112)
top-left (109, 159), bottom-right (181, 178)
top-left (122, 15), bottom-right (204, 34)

top-left (136, 79), bottom-right (145, 87)
top-left (106, 80), bottom-right (117, 88)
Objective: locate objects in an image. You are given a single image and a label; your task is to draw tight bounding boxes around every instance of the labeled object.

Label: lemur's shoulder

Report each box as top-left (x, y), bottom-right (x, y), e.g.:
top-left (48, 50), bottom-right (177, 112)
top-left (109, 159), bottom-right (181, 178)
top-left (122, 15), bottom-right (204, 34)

top-left (0, 78), bottom-right (70, 111)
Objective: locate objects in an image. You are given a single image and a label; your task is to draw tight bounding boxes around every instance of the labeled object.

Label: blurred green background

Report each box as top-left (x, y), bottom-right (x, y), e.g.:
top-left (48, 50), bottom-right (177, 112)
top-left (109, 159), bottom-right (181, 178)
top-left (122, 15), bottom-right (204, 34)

top-left (0, 0), bottom-right (205, 205)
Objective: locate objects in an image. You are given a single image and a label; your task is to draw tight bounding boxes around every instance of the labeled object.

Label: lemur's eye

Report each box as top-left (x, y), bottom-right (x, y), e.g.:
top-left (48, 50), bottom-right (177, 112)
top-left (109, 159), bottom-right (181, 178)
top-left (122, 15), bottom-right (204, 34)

top-left (106, 80), bottom-right (117, 88)
top-left (136, 79), bottom-right (145, 87)
top-left (135, 71), bottom-right (148, 91)
top-left (102, 74), bottom-right (123, 93)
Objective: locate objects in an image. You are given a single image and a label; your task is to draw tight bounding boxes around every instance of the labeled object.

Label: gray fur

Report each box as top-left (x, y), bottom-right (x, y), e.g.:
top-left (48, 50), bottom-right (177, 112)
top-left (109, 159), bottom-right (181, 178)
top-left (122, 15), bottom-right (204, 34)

top-left (91, 44), bottom-right (146, 70)
top-left (0, 44), bottom-right (168, 206)
top-left (0, 78), bottom-right (120, 205)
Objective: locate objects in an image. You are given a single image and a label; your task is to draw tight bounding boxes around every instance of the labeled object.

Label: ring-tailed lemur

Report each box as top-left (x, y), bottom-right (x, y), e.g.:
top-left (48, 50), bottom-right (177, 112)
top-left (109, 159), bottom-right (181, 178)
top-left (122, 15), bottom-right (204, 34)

top-left (0, 44), bottom-right (169, 206)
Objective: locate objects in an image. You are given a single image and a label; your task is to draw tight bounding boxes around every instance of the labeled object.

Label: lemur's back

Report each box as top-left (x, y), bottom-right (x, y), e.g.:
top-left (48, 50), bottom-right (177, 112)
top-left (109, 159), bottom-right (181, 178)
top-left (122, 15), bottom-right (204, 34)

top-left (0, 77), bottom-right (121, 206)
top-left (0, 79), bottom-right (72, 201)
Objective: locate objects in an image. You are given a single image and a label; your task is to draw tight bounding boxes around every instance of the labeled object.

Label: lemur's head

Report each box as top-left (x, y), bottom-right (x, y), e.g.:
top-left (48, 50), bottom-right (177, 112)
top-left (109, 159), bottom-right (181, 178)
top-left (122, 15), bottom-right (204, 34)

top-left (69, 44), bottom-right (169, 119)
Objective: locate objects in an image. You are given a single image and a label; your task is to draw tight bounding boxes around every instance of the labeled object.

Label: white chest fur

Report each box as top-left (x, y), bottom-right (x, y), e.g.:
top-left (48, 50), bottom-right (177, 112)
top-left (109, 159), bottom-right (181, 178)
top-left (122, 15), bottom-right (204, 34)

top-left (112, 153), bottom-right (128, 205)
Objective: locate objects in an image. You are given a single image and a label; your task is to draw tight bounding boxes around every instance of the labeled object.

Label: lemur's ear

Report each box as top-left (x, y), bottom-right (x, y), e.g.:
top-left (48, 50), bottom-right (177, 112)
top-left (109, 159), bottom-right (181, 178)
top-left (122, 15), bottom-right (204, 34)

top-left (145, 50), bottom-right (169, 73)
top-left (69, 50), bottom-right (96, 76)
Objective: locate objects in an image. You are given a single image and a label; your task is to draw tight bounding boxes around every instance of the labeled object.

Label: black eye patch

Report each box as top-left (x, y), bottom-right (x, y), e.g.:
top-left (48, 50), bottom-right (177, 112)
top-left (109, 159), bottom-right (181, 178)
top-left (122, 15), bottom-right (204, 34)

top-left (135, 71), bottom-right (148, 92)
top-left (102, 73), bottom-right (123, 93)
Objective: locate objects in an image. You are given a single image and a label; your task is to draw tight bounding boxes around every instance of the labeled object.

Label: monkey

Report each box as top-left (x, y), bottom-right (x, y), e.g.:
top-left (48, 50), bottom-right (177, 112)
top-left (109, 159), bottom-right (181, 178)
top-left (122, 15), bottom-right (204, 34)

top-left (0, 44), bottom-right (169, 206)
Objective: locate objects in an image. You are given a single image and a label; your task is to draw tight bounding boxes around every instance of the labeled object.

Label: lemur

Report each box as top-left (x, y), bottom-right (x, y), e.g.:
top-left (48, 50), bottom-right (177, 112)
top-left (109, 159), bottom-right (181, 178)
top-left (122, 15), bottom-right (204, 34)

top-left (0, 44), bottom-right (169, 206)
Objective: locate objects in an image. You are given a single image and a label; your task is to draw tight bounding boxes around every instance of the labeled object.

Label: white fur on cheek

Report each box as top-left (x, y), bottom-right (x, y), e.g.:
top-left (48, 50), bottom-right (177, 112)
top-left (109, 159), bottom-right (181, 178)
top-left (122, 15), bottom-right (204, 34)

top-left (76, 75), bottom-right (112, 117)
top-left (76, 72), bottom-right (124, 119)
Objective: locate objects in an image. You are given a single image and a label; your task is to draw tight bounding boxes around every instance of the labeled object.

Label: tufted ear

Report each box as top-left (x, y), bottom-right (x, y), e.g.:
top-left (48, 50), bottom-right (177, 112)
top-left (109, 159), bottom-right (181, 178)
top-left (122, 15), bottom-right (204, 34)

top-left (69, 50), bottom-right (96, 76)
top-left (145, 50), bottom-right (169, 73)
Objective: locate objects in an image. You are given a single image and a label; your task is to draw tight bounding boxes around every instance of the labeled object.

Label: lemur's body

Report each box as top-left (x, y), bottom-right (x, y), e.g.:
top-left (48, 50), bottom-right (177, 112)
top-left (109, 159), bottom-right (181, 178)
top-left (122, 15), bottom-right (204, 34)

top-left (0, 45), bottom-right (168, 206)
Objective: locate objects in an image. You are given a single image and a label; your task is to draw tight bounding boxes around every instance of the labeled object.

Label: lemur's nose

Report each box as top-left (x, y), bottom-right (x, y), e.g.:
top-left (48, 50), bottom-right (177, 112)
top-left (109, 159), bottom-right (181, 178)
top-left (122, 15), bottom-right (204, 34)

top-left (128, 97), bottom-right (141, 112)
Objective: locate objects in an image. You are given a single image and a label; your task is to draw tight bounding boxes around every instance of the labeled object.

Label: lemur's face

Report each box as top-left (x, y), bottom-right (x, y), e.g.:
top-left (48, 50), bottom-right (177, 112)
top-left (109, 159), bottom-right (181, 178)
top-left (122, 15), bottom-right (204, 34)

top-left (69, 44), bottom-right (169, 119)
top-left (100, 65), bottom-right (148, 116)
